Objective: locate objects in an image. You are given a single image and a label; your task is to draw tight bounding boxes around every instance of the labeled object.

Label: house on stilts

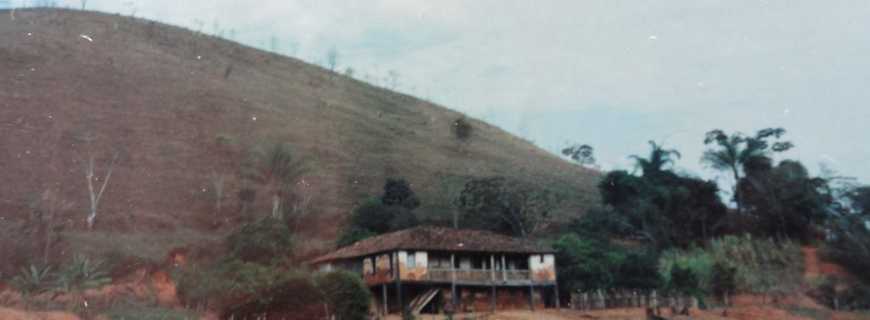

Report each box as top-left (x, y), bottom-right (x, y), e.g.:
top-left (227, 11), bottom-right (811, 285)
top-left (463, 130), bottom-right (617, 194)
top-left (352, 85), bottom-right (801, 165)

top-left (310, 226), bottom-right (559, 316)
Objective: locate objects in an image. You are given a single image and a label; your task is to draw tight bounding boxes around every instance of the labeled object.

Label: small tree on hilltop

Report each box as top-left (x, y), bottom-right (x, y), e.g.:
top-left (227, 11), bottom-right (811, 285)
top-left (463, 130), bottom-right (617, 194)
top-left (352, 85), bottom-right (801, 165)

top-left (562, 143), bottom-right (596, 167)
top-left (451, 117), bottom-right (473, 141)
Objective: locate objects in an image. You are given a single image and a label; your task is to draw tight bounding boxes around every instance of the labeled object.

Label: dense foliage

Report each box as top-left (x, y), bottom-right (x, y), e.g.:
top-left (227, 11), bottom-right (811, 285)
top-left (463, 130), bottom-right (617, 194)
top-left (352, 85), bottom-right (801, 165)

top-left (226, 216), bottom-right (294, 265)
top-left (599, 142), bottom-right (728, 248)
top-left (316, 270), bottom-right (373, 320)
top-left (337, 178), bottom-right (421, 247)
top-left (456, 176), bottom-right (558, 237)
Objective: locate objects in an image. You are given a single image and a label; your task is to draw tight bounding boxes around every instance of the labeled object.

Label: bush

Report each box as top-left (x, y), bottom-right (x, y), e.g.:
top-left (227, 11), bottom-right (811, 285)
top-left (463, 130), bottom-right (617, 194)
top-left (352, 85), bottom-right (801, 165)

top-left (658, 247), bottom-right (713, 294)
top-left (554, 234), bottom-right (659, 292)
top-left (659, 235), bottom-right (802, 296)
top-left (175, 258), bottom-right (303, 309)
top-left (56, 255), bottom-right (111, 293)
top-left (708, 235), bottom-right (802, 294)
top-left (226, 216), bottom-right (294, 265)
top-left (451, 117), bottom-right (472, 141)
top-left (12, 265), bottom-right (53, 296)
top-left (711, 261), bottom-right (737, 300)
top-left (315, 270), bottom-right (371, 320)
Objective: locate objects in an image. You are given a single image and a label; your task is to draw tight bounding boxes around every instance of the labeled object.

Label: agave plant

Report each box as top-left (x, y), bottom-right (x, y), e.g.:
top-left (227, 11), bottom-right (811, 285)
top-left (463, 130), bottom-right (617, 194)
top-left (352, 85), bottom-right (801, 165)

top-left (12, 265), bottom-right (53, 296)
top-left (56, 255), bottom-right (111, 293)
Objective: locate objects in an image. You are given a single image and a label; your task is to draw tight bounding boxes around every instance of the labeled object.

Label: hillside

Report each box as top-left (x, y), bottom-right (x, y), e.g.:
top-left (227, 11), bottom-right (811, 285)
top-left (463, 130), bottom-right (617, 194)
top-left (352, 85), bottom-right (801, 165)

top-left (0, 9), bottom-right (599, 261)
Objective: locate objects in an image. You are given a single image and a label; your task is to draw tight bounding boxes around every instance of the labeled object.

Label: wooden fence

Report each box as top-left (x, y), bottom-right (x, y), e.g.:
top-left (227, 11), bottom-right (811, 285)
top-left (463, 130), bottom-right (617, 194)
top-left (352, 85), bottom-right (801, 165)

top-left (569, 290), bottom-right (698, 311)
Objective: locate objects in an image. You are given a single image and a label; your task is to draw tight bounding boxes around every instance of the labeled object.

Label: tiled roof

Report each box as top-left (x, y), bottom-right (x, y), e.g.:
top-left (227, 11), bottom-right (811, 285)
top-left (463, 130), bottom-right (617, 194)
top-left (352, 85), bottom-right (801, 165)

top-left (311, 226), bottom-right (553, 264)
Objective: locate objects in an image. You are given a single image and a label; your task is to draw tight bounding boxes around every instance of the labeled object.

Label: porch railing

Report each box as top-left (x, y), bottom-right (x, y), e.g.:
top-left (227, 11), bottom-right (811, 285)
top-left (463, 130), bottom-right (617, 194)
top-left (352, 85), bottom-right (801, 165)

top-left (425, 268), bottom-right (531, 283)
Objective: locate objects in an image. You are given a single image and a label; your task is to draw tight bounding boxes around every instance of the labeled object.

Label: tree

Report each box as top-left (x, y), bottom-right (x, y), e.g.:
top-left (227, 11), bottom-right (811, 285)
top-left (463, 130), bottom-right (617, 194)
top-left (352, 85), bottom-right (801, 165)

top-left (209, 171), bottom-right (226, 217)
top-left (244, 143), bottom-right (306, 219)
top-left (737, 159), bottom-right (832, 241)
top-left (79, 0), bottom-right (88, 10)
top-left (84, 151), bottom-right (119, 230)
top-left (381, 178), bottom-right (420, 210)
top-left (337, 178), bottom-right (421, 247)
top-left (702, 128), bottom-right (793, 213)
top-left (600, 140), bottom-right (727, 248)
top-left (315, 270), bottom-right (371, 320)
top-left (451, 117), bottom-right (473, 142)
top-left (29, 190), bottom-right (71, 265)
top-left (456, 177), bottom-right (557, 238)
top-left (561, 144), bottom-right (595, 167)
top-left (326, 47), bottom-right (339, 72)
top-left (629, 141), bottom-right (681, 177)
top-left (226, 216), bottom-right (294, 265)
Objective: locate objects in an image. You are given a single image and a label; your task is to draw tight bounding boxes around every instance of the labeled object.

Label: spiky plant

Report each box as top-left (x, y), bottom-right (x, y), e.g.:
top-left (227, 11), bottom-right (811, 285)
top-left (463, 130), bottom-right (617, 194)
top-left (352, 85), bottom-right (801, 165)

top-left (12, 265), bottom-right (53, 296)
top-left (56, 255), bottom-right (111, 293)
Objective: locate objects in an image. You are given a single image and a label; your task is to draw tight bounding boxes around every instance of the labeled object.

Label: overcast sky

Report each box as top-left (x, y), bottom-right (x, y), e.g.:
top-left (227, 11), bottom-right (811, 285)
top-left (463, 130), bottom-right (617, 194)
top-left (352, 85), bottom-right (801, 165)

top-left (23, 0), bottom-right (870, 185)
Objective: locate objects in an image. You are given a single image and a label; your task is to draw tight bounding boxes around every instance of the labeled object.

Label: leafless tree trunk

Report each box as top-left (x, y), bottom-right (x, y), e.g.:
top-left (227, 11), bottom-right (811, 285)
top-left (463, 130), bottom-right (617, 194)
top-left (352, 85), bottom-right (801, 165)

top-left (270, 194), bottom-right (281, 219)
top-left (79, 0), bottom-right (87, 10)
top-left (32, 189), bottom-right (72, 265)
top-left (290, 190), bottom-right (314, 233)
top-left (85, 152), bottom-right (119, 230)
top-left (209, 171), bottom-right (226, 216)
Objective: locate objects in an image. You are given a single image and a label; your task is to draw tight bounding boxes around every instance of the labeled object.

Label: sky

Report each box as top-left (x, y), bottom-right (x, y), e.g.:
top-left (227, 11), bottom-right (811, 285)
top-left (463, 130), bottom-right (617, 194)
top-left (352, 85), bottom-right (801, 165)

top-left (15, 0), bottom-right (870, 185)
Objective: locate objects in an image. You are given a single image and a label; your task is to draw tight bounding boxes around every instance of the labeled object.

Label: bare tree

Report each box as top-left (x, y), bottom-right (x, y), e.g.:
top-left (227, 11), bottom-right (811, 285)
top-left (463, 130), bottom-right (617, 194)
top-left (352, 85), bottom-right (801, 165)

top-left (287, 179), bottom-right (315, 233)
top-left (84, 152), bottom-right (119, 230)
top-left (31, 190), bottom-right (72, 265)
top-left (387, 70), bottom-right (399, 90)
top-left (79, 0), bottom-right (88, 10)
top-left (326, 47), bottom-right (338, 72)
top-left (209, 171), bottom-right (226, 216)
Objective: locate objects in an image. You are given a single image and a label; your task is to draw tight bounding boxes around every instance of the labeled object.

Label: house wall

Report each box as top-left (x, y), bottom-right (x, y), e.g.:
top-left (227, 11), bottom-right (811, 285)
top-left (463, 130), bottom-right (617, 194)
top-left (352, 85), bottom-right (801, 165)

top-left (529, 254), bottom-right (557, 283)
top-left (398, 250), bottom-right (429, 281)
top-left (363, 253), bottom-right (394, 285)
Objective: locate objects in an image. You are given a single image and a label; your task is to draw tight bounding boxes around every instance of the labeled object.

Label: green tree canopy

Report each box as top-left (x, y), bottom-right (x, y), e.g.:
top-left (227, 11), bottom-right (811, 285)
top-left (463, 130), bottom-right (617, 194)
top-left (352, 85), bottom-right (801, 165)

top-left (456, 176), bottom-right (557, 238)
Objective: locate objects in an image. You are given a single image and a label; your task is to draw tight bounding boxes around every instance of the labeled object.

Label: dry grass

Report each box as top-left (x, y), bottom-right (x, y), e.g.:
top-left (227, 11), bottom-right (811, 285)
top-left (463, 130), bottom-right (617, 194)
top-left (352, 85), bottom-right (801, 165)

top-left (0, 9), bottom-right (599, 263)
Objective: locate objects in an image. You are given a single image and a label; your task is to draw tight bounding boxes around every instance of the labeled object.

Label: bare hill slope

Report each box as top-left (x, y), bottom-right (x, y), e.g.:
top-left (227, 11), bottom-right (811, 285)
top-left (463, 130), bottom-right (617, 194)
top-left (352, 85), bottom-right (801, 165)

top-left (0, 9), bottom-right (599, 258)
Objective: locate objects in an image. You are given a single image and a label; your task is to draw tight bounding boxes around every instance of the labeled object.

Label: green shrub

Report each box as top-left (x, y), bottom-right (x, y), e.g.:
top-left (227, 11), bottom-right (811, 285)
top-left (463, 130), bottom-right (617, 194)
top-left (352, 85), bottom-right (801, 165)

top-left (708, 235), bottom-right (802, 294)
top-left (711, 261), bottom-right (737, 299)
top-left (315, 270), bottom-right (371, 320)
top-left (12, 265), bottom-right (53, 296)
top-left (668, 265), bottom-right (702, 296)
top-left (554, 234), bottom-right (659, 292)
top-left (659, 235), bottom-right (802, 296)
top-left (175, 258), bottom-right (298, 308)
top-left (226, 216), bottom-right (293, 265)
top-left (56, 255), bottom-right (111, 293)
top-left (658, 247), bottom-right (714, 294)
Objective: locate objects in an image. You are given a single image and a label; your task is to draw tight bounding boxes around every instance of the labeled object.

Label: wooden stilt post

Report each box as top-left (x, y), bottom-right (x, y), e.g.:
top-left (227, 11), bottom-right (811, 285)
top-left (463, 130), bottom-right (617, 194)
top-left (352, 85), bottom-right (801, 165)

top-left (451, 253), bottom-right (457, 310)
top-left (529, 285), bottom-right (536, 311)
top-left (382, 284), bottom-right (389, 315)
top-left (554, 283), bottom-right (561, 310)
top-left (490, 254), bottom-right (497, 312)
top-left (395, 252), bottom-right (403, 314)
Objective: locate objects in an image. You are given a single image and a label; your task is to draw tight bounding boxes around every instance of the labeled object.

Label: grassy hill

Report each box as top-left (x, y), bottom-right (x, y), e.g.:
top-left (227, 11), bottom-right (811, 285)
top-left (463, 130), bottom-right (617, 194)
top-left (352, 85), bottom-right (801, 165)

top-left (0, 9), bottom-right (599, 262)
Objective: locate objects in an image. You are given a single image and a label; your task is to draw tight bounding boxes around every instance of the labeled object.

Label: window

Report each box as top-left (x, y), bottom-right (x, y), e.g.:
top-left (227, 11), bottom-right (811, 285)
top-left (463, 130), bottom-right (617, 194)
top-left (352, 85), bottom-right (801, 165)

top-left (406, 251), bottom-right (416, 268)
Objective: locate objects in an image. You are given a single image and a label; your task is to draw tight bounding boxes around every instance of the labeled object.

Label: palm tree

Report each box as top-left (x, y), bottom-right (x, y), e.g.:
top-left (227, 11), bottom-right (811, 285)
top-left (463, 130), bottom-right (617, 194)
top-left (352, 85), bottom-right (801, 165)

top-left (630, 141), bottom-right (681, 177)
top-left (701, 128), bottom-right (793, 214)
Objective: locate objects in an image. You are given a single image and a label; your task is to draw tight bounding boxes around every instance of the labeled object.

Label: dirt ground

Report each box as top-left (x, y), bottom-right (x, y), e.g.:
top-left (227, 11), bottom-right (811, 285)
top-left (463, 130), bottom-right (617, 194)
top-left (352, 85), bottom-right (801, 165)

top-left (385, 306), bottom-right (870, 320)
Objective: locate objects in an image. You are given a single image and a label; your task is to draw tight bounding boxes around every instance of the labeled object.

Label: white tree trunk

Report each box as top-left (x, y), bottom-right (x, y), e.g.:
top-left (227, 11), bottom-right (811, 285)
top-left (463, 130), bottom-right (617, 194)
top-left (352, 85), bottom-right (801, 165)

top-left (85, 153), bottom-right (118, 230)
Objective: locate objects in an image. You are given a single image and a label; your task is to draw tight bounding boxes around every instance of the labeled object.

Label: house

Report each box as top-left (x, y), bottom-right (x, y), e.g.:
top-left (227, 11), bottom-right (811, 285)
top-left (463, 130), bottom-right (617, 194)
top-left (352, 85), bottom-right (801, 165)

top-left (310, 226), bottom-right (559, 316)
